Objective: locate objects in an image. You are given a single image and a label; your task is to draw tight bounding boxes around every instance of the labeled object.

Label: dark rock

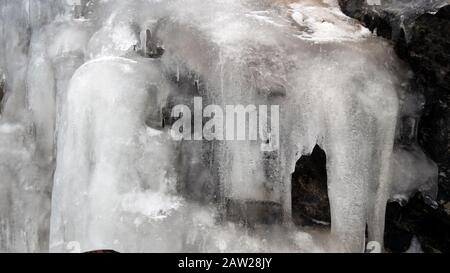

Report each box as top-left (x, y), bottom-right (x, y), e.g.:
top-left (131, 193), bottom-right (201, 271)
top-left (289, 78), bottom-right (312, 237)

top-left (411, 7), bottom-right (450, 204)
top-left (291, 145), bottom-right (330, 228)
top-left (84, 249), bottom-right (119, 253)
top-left (385, 193), bottom-right (450, 253)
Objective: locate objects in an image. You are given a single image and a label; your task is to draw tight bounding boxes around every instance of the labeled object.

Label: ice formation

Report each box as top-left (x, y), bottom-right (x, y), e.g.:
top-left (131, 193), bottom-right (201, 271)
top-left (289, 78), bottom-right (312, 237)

top-left (356, 0), bottom-right (450, 41)
top-left (0, 0), bottom-right (439, 252)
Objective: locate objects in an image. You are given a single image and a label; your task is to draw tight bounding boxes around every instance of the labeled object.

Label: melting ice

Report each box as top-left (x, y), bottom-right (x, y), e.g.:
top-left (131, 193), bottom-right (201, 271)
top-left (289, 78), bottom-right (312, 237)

top-left (0, 0), bottom-right (439, 252)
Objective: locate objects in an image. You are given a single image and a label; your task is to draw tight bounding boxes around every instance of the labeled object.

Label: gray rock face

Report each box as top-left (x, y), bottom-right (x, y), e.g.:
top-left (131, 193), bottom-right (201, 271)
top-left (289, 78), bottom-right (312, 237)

top-left (339, 0), bottom-right (450, 252)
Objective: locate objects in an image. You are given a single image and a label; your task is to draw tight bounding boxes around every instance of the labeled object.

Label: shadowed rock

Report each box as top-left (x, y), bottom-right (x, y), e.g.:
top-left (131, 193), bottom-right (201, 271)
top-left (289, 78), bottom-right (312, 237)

top-left (292, 145), bottom-right (330, 228)
top-left (385, 193), bottom-right (450, 253)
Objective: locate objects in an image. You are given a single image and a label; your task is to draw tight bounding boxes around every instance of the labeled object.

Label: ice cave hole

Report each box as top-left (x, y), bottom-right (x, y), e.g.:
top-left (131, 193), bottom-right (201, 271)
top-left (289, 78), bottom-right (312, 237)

top-left (291, 145), bottom-right (331, 229)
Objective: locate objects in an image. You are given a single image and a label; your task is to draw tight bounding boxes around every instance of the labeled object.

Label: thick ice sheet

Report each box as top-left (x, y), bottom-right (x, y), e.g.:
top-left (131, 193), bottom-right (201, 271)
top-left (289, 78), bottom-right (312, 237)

top-left (0, 0), bottom-right (439, 253)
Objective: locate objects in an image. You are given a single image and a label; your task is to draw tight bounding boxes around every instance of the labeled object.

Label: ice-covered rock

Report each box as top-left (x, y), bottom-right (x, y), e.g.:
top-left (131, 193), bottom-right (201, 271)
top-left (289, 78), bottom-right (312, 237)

top-left (338, 0), bottom-right (450, 40)
top-left (151, 0), bottom-right (410, 251)
top-left (0, 0), bottom-right (440, 253)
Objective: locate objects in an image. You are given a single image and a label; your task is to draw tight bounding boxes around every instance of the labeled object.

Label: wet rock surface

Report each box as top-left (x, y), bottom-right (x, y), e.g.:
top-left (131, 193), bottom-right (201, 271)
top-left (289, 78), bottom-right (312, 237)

top-left (385, 193), bottom-right (450, 252)
top-left (339, 0), bottom-right (450, 252)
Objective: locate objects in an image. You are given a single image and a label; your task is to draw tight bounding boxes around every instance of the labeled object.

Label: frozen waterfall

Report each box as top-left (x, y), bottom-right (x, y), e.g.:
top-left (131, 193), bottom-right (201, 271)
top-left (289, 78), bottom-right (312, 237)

top-left (0, 0), bottom-right (439, 253)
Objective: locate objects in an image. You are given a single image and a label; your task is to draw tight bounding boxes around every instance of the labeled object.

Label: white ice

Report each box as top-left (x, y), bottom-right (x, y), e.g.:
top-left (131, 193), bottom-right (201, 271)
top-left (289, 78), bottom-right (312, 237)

top-left (0, 0), bottom-right (439, 253)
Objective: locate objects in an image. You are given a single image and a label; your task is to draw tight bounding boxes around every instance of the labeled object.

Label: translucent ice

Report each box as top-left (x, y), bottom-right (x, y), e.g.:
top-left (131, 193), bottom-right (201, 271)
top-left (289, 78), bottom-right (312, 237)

top-left (0, 0), bottom-right (440, 253)
top-left (49, 56), bottom-right (174, 252)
